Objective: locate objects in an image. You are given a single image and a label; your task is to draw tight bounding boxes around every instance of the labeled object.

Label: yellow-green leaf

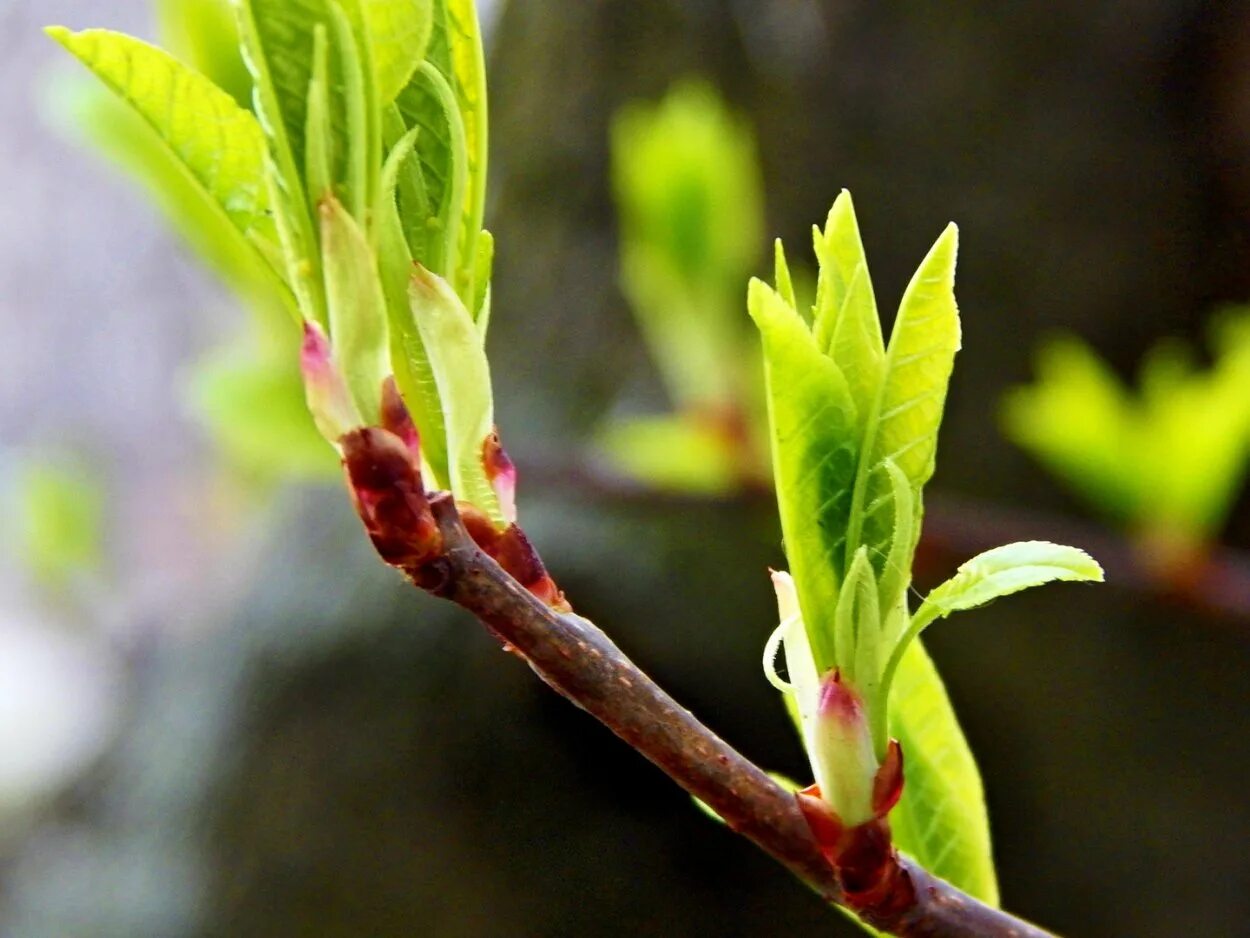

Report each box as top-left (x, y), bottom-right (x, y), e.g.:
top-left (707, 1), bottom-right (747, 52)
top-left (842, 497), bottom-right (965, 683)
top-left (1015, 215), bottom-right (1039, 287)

top-left (749, 278), bottom-right (859, 671)
top-left (848, 224), bottom-right (961, 577)
top-left (47, 27), bottom-right (270, 239)
top-left (888, 640), bottom-right (999, 906)
top-left (408, 267), bottom-right (502, 522)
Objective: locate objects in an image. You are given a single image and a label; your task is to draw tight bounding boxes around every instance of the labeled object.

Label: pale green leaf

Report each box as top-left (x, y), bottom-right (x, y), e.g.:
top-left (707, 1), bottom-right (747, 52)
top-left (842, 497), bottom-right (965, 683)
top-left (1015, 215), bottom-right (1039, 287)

top-left (304, 24), bottom-right (334, 205)
top-left (882, 542), bottom-right (1102, 710)
top-left (14, 456), bottom-right (105, 588)
top-left (914, 541), bottom-right (1104, 630)
top-left (811, 191), bottom-right (884, 413)
top-left (887, 640), bottom-right (999, 906)
top-left (472, 228), bottom-right (495, 327)
top-left (1001, 336), bottom-right (1139, 522)
top-left (52, 76), bottom-right (295, 332)
top-left (322, 195), bottom-right (390, 424)
top-left (749, 278), bottom-right (859, 671)
top-left (363, 0), bottom-right (433, 105)
top-left (847, 224), bottom-right (961, 577)
top-left (442, 0), bottom-right (489, 304)
top-left (409, 267), bottom-right (502, 522)
top-left (47, 27), bottom-right (271, 240)
top-left (376, 126), bottom-right (451, 487)
top-left (155, 0), bottom-right (251, 107)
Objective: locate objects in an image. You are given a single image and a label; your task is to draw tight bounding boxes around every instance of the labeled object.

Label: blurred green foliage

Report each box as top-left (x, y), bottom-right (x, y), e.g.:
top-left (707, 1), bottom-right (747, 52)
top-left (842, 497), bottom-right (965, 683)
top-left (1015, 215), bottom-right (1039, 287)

top-left (13, 456), bottom-right (105, 589)
top-left (1003, 312), bottom-right (1250, 562)
top-left (601, 82), bottom-right (770, 492)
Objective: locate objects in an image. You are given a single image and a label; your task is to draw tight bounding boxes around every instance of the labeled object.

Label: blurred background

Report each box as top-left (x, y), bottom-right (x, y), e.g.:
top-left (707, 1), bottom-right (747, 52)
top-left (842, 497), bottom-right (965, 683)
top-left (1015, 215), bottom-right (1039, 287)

top-left (4, 1), bottom-right (1250, 935)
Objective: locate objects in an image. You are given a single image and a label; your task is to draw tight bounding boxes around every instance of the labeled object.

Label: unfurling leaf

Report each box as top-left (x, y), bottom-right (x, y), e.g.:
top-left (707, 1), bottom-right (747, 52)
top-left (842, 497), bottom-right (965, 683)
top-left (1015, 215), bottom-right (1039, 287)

top-left (911, 541), bottom-right (1104, 631)
top-left (408, 266), bottom-right (503, 523)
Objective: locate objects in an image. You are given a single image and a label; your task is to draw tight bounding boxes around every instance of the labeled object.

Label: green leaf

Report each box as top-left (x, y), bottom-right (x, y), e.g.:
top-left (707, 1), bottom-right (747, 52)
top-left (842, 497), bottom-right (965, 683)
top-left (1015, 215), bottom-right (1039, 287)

top-left (882, 542), bottom-right (1102, 713)
top-left (235, 0), bottom-right (327, 322)
top-left (811, 191), bottom-right (884, 413)
top-left (392, 61), bottom-right (467, 278)
top-left (847, 224), bottom-right (961, 578)
top-left (304, 24), bottom-right (334, 206)
top-left (408, 266), bottom-right (502, 522)
top-left (376, 127), bottom-right (451, 487)
top-left (322, 195), bottom-right (391, 424)
top-left (52, 75), bottom-right (295, 332)
top-left (155, 0), bottom-right (252, 107)
top-left (1001, 337), bottom-right (1139, 522)
top-left (887, 640), bottom-right (999, 906)
top-left (47, 27), bottom-right (272, 243)
top-left (911, 541), bottom-right (1104, 632)
top-left (388, 0), bottom-right (486, 308)
top-left (749, 279), bottom-right (859, 671)
top-left (440, 0), bottom-right (489, 304)
top-left (363, 0), bottom-right (433, 106)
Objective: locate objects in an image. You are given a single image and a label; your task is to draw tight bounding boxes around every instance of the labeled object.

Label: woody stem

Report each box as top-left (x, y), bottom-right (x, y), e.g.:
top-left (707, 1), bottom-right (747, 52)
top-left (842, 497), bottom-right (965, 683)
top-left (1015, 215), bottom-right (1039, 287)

top-left (412, 492), bottom-right (1056, 938)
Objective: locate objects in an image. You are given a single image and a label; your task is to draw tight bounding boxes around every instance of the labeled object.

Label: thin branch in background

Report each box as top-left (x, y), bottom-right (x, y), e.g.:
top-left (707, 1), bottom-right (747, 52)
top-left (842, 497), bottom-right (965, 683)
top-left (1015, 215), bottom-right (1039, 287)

top-left (519, 457), bottom-right (1250, 623)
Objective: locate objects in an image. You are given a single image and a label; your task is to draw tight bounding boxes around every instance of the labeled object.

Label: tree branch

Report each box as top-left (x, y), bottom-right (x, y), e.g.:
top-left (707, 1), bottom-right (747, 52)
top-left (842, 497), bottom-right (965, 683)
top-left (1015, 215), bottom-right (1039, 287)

top-left (419, 492), bottom-right (1057, 938)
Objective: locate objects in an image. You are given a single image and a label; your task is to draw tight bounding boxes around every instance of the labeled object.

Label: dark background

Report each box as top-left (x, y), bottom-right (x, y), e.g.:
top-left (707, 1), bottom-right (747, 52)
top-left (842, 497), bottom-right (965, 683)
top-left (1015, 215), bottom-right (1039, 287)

top-left (3, 1), bottom-right (1250, 935)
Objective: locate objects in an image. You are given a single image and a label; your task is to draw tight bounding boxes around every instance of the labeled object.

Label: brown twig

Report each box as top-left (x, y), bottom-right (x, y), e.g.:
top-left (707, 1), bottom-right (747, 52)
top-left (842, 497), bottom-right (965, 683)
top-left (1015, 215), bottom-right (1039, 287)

top-left (416, 491), bottom-right (1056, 937)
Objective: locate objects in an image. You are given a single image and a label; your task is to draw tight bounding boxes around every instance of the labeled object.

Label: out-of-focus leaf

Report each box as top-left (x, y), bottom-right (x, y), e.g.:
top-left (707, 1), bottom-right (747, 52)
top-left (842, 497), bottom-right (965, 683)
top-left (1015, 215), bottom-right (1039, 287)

top-left (1003, 311), bottom-right (1250, 548)
top-left (596, 414), bottom-right (741, 495)
top-left (887, 640), bottom-right (999, 906)
top-left (1001, 337), bottom-right (1137, 520)
top-left (190, 350), bottom-right (338, 480)
top-left (13, 458), bottom-right (105, 588)
top-left (612, 81), bottom-right (764, 411)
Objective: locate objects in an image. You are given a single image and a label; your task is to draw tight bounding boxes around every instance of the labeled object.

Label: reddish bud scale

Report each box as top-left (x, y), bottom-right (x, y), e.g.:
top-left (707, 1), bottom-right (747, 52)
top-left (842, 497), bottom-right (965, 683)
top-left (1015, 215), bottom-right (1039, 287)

top-left (342, 427), bottom-right (441, 572)
top-left (482, 430), bottom-right (518, 524)
top-left (796, 786), bottom-right (914, 920)
top-left (380, 377), bottom-right (421, 459)
top-left (460, 506), bottom-right (570, 611)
